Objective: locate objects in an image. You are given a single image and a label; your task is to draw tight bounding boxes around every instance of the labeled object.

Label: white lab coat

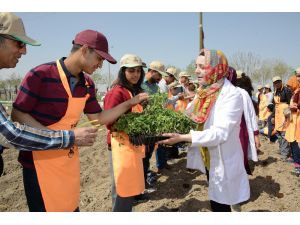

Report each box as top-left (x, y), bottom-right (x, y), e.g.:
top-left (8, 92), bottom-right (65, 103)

top-left (237, 87), bottom-right (258, 162)
top-left (186, 79), bottom-right (250, 205)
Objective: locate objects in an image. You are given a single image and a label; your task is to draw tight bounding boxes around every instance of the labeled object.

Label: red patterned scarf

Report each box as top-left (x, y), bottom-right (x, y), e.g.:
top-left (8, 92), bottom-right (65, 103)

top-left (186, 49), bottom-right (228, 123)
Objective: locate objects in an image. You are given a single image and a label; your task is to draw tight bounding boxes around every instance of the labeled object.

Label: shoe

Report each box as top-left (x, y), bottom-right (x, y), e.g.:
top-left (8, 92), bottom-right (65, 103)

top-left (144, 183), bottom-right (157, 193)
top-left (291, 168), bottom-right (300, 176)
top-left (133, 193), bottom-right (149, 204)
top-left (231, 204), bottom-right (242, 212)
top-left (146, 174), bottom-right (157, 186)
top-left (286, 157), bottom-right (294, 163)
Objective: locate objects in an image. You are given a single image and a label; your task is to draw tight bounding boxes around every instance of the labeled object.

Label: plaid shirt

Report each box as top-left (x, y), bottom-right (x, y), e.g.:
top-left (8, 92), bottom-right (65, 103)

top-left (0, 104), bottom-right (74, 151)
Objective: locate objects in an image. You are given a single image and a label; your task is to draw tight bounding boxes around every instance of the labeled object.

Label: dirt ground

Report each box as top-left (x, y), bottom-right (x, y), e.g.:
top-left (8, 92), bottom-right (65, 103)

top-left (1, 128), bottom-right (300, 212)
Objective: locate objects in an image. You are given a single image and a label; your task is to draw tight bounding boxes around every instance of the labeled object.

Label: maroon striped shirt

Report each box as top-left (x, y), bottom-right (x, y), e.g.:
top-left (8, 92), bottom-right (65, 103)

top-left (14, 57), bottom-right (102, 168)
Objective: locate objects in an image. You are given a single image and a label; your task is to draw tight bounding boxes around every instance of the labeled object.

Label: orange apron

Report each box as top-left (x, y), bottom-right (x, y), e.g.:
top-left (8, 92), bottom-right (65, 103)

top-left (175, 99), bottom-right (187, 113)
top-left (274, 95), bottom-right (289, 132)
top-left (32, 60), bottom-right (89, 212)
top-left (285, 111), bottom-right (298, 142)
top-left (259, 94), bottom-right (270, 121)
top-left (111, 91), bottom-right (145, 197)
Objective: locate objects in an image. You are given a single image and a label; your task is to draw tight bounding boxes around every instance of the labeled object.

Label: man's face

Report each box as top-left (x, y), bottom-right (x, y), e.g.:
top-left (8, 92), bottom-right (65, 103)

top-left (150, 70), bottom-right (162, 84)
top-left (81, 45), bottom-right (104, 75)
top-left (0, 37), bottom-right (27, 69)
top-left (273, 80), bottom-right (282, 89)
top-left (179, 76), bottom-right (188, 85)
top-left (165, 74), bottom-right (175, 85)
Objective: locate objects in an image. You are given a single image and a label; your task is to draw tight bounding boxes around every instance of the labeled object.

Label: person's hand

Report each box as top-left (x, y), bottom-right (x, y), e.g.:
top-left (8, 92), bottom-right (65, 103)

top-left (177, 93), bottom-right (184, 100)
top-left (129, 93), bottom-right (149, 106)
top-left (254, 135), bottom-right (261, 149)
top-left (290, 102), bottom-right (297, 109)
top-left (157, 133), bottom-right (191, 145)
top-left (73, 127), bottom-right (98, 146)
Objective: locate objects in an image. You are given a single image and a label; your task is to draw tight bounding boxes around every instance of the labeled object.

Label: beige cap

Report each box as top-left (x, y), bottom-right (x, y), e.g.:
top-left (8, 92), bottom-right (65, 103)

top-left (178, 71), bottom-right (191, 78)
top-left (149, 61), bottom-right (168, 77)
top-left (168, 81), bottom-right (182, 89)
top-left (0, 12), bottom-right (40, 46)
top-left (120, 54), bottom-right (146, 68)
top-left (257, 85), bottom-right (263, 90)
top-left (264, 84), bottom-right (271, 89)
top-left (236, 70), bottom-right (243, 79)
top-left (272, 76), bottom-right (282, 83)
top-left (166, 67), bottom-right (178, 80)
top-left (296, 67), bottom-right (300, 75)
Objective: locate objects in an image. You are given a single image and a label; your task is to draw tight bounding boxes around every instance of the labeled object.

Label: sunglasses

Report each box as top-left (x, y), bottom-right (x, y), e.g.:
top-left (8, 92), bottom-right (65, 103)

top-left (0, 34), bottom-right (26, 49)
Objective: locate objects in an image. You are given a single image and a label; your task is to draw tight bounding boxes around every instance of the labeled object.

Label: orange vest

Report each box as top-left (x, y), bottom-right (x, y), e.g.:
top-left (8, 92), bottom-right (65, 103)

top-left (32, 60), bottom-right (89, 212)
top-left (274, 95), bottom-right (289, 132)
top-left (285, 111), bottom-right (298, 142)
top-left (175, 99), bottom-right (188, 113)
top-left (285, 90), bottom-right (300, 142)
top-left (259, 94), bottom-right (270, 121)
top-left (111, 90), bottom-right (145, 197)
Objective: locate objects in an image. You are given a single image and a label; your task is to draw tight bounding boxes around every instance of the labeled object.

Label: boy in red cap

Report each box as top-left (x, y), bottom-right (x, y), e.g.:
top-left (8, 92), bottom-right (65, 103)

top-left (11, 29), bottom-right (148, 212)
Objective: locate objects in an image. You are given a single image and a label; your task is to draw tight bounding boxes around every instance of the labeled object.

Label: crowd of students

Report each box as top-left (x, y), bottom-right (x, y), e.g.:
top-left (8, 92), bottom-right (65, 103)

top-left (257, 69), bottom-right (300, 176)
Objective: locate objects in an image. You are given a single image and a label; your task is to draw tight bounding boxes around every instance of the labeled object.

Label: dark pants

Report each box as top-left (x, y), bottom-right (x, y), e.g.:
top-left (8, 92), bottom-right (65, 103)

top-left (267, 115), bottom-right (277, 142)
top-left (155, 145), bottom-right (167, 169)
top-left (290, 141), bottom-right (300, 165)
top-left (0, 153), bottom-right (3, 177)
top-left (205, 168), bottom-right (231, 212)
top-left (143, 144), bottom-right (156, 180)
top-left (23, 167), bottom-right (79, 212)
top-left (113, 195), bottom-right (134, 212)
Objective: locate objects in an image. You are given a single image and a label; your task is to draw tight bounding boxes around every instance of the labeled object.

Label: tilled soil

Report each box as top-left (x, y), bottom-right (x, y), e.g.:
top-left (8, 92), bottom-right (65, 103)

top-left (1, 129), bottom-right (300, 212)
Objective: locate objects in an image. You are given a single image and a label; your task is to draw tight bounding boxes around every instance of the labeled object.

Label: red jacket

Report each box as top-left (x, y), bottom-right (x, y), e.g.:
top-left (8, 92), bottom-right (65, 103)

top-left (104, 85), bottom-right (132, 146)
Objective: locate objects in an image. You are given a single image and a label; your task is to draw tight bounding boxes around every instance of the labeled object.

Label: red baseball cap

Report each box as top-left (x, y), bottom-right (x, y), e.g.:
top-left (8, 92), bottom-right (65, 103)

top-left (73, 29), bottom-right (117, 64)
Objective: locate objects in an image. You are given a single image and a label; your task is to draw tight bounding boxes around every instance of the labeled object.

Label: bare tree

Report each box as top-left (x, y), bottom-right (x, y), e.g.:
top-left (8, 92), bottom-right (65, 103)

top-left (185, 60), bottom-right (196, 79)
top-left (229, 51), bottom-right (262, 78)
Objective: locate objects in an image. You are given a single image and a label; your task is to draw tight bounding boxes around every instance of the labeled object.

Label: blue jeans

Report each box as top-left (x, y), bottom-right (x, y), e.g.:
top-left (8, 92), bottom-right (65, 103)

top-left (290, 141), bottom-right (300, 165)
top-left (276, 131), bottom-right (290, 157)
top-left (143, 144), bottom-right (166, 175)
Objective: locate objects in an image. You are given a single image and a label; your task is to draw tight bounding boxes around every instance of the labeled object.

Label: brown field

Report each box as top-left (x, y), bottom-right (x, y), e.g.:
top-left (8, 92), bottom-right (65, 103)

top-left (1, 128), bottom-right (300, 212)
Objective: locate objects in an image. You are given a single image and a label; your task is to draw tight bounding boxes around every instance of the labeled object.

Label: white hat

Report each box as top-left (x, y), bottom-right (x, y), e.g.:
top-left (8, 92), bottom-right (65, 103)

top-left (236, 70), bottom-right (243, 79)
top-left (264, 84), bottom-right (271, 89)
top-left (149, 61), bottom-right (168, 77)
top-left (272, 76), bottom-right (282, 83)
top-left (120, 54), bottom-right (146, 68)
top-left (257, 85), bottom-right (263, 90)
top-left (178, 71), bottom-right (191, 78)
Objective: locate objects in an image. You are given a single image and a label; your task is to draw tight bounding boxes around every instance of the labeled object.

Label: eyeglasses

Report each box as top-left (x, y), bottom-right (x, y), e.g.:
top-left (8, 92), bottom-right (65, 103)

top-left (0, 34), bottom-right (26, 49)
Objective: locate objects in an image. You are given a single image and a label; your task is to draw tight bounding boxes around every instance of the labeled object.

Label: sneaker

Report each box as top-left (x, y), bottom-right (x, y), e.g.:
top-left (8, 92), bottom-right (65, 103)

top-left (291, 168), bottom-right (300, 176)
top-left (146, 174), bottom-right (157, 186)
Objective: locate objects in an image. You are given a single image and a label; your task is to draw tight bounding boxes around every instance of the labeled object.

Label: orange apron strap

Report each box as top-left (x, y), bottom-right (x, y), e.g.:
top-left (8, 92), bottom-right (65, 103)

top-left (56, 60), bottom-right (72, 97)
